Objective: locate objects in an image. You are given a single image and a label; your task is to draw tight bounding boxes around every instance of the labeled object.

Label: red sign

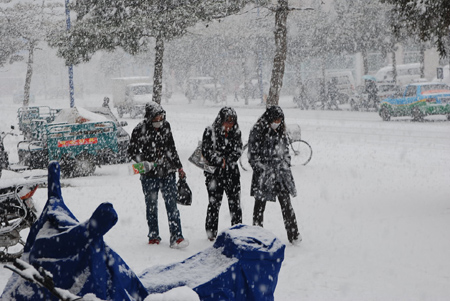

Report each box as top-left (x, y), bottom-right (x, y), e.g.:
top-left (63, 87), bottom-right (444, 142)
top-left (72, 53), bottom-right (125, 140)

top-left (58, 137), bottom-right (98, 147)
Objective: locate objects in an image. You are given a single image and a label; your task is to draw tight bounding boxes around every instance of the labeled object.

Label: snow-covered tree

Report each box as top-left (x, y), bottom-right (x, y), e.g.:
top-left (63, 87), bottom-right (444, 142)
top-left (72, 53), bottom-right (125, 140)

top-left (329, 0), bottom-right (393, 75)
top-left (163, 8), bottom-right (273, 102)
top-left (381, 0), bottom-right (450, 58)
top-left (0, 0), bottom-right (63, 106)
top-left (53, 0), bottom-right (269, 104)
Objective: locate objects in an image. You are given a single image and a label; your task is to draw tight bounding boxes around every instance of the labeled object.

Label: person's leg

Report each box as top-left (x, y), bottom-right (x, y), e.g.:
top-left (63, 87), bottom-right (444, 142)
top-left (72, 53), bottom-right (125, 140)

top-left (205, 174), bottom-right (224, 240)
top-left (253, 198), bottom-right (266, 227)
top-left (278, 191), bottom-right (300, 243)
top-left (160, 173), bottom-right (183, 244)
top-left (224, 173), bottom-right (242, 226)
top-left (140, 175), bottom-right (161, 241)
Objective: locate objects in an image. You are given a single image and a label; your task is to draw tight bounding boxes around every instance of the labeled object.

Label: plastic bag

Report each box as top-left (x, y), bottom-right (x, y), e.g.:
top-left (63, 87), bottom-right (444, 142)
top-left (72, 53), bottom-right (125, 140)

top-left (177, 177), bottom-right (192, 206)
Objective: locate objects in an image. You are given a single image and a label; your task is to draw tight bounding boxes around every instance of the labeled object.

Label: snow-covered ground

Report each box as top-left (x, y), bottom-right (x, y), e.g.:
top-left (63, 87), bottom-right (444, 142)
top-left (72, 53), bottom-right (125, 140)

top-left (1, 93), bottom-right (449, 300)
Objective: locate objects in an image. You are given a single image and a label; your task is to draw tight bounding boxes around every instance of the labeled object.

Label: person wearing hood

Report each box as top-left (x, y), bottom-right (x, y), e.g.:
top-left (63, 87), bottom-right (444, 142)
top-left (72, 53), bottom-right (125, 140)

top-left (128, 102), bottom-right (189, 249)
top-left (201, 107), bottom-right (243, 241)
top-left (102, 96), bottom-right (110, 109)
top-left (365, 79), bottom-right (379, 107)
top-left (247, 105), bottom-right (301, 245)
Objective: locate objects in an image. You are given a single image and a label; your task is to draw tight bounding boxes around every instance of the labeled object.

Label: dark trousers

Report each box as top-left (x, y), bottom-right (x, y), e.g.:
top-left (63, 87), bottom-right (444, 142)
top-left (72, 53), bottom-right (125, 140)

top-left (140, 173), bottom-right (183, 244)
top-left (253, 190), bottom-right (300, 243)
top-left (205, 173), bottom-right (242, 239)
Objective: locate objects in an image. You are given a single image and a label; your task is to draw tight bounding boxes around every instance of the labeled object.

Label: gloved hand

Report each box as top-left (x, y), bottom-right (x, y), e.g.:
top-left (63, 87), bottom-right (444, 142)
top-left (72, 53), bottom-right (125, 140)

top-left (178, 168), bottom-right (186, 179)
top-left (143, 161), bottom-right (156, 173)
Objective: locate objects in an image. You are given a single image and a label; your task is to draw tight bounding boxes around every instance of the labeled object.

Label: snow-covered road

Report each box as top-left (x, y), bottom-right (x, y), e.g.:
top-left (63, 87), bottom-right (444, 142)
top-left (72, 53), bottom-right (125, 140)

top-left (1, 93), bottom-right (449, 300)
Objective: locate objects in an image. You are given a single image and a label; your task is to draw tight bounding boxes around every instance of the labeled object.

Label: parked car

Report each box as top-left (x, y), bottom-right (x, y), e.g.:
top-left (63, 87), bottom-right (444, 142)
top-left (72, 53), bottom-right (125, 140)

top-left (377, 82), bottom-right (401, 101)
top-left (379, 82), bottom-right (450, 121)
top-left (350, 82), bottom-right (401, 111)
top-left (185, 77), bottom-right (223, 103)
top-left (298, 77), bottom-right (328, 109)
top-left (296, 71), bottom-right (357, 109)
top-left (325, 70), bottom-right (356, 104)
top-left (120, 83), bottom-right (153, 118)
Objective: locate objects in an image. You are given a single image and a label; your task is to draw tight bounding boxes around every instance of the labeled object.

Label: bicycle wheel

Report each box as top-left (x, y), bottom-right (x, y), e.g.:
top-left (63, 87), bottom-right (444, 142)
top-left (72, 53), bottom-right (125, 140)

top-left (239, 143), bottom-right (251, 171)
top-left (289, 139), bottom-right (313, 166)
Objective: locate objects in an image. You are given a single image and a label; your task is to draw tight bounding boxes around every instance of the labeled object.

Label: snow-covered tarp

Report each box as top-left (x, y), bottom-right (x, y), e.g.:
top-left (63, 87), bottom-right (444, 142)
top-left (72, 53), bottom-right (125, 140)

top-left (52, 107), bottom-right (109, 124)
top-left (1, 161), bottom-right (148, 301)
top-left (140, 224), bottom-right (285, 301)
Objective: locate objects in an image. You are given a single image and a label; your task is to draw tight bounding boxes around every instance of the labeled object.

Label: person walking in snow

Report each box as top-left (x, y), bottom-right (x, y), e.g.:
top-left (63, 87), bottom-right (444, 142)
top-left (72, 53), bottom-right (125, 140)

top-left (102, 96), bottom-right (110, 109)
top-left (365, 79), bottom-right (379, 109)
top-left (247, 105), bottom-right (301, 245)
top-left (201, 107), bottom-right (243, 241)
top-left (327, 78), bottom-right (340, 110)
top-left (128, 102), bottom-right (189, 249)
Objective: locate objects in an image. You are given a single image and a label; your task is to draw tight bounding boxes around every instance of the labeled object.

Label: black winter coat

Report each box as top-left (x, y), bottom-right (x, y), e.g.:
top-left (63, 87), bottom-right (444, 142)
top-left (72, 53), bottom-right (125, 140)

top-left (201, 125), bottom-right (242, 178)
top-left (128, 106), bottom-right (182, 178)
top-left (248, 119), bottom-right (297, 201)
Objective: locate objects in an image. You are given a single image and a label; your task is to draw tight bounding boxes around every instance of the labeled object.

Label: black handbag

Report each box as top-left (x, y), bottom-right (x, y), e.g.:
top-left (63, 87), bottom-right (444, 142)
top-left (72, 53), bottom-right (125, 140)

top-left (177, 177), bottom-right (192, 206)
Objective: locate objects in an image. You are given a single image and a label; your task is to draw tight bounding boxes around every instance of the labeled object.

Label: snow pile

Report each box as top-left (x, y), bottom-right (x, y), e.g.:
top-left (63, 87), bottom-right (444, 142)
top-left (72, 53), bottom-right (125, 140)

top-left (144, 286), bottom-right (199, 301)
top-left (52, 107), bottom-right (109, 124)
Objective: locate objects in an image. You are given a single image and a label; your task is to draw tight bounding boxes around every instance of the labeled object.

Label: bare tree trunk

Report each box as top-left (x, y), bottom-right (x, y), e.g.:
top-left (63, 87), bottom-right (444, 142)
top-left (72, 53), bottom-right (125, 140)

top-left (23, 42), bottom-right (35, 107)
top-left (267, 0), bottom-right (289, 107)
top-left (152, 34), bottom-right (164, 105)
top-left (419, 43), bottom-right (425, 78)
top-left (242, 57), bottom-right (249, 105)
top-left (362, 48), bottom-right (369, 75)
top-left (256, 39), bottom-right (264, 104)
top-left (392, 50), bottom-right (397, 84)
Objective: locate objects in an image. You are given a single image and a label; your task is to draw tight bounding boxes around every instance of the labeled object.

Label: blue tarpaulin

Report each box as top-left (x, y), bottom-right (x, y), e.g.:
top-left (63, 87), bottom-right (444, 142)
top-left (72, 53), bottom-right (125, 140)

top-left (1, 161), bottom-right (148, 301)
top-left (140, 224), bottom-right (285, 301)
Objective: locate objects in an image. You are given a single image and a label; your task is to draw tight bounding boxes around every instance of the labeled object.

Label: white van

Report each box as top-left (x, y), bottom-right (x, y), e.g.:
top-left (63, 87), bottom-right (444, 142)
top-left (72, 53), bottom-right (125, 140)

top-left (375, 63), bottom-right (421, 85)
top-left (325, 70), bottom-right (357, 103)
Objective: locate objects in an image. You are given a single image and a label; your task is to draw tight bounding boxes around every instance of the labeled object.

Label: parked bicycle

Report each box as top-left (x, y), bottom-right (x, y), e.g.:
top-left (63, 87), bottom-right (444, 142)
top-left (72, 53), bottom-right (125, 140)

top-left (239, 124), bottom-right (313, 171)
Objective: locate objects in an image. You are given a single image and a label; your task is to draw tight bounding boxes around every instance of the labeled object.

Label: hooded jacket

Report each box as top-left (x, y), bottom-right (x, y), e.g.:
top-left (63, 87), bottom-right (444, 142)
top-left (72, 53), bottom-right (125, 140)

top-left (201, 107), bottom-right (242, 177)
top-left (128, 103), bottom-right (182, 177)
top-left (248, 106), bottom-right (297, 201)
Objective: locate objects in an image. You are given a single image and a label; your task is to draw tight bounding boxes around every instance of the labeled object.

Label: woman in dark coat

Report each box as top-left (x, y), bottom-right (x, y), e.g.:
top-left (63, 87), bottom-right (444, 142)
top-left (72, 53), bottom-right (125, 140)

top-left (201, 107), bottom-right (243, 241)
top-left (248, 105), bottom-right (301, 244)
top-left (128, 102), bottom-right (188, 249)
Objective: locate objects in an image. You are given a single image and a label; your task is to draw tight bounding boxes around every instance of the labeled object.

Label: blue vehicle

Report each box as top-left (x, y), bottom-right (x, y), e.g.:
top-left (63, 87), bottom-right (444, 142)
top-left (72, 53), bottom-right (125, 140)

top-left (379, 82), bottom-right (450, 121)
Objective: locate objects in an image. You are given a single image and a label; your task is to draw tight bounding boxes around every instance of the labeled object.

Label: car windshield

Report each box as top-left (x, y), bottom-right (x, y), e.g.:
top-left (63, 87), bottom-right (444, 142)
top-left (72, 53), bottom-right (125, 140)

top-left (378, 85), bottom-right (397, 92)
top-left (86, 108), bottom-right (119, 123)
top-left (420, 84), bottom-right (450, 94)
top-left (132, 85), bottom-right (152, 95)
